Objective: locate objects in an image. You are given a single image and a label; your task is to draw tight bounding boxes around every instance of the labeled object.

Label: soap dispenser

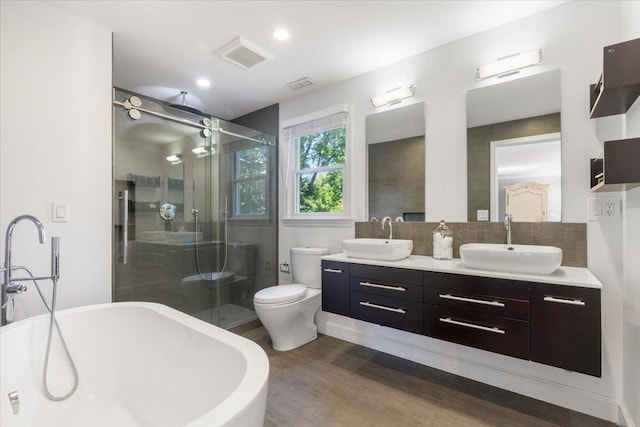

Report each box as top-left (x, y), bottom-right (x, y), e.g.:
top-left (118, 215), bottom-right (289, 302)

top-left (432, 220), bottom-right (453, 260)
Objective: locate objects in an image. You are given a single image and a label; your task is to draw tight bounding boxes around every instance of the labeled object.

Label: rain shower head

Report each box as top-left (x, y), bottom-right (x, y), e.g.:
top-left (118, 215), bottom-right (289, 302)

top-left (168, 91), bottom-right (204, 116)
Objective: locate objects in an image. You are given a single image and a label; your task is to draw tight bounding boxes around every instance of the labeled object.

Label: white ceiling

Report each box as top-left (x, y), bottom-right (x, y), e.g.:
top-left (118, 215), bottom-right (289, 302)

top-left (47, 0), bottom-right (566, 120)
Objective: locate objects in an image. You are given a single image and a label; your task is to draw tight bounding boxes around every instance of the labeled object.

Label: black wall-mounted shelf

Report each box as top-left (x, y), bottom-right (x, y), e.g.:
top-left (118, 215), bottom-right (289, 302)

top-left (589, 38), bottom-right (640, 118)
top-left (590, 138), bottom-right (640, 192)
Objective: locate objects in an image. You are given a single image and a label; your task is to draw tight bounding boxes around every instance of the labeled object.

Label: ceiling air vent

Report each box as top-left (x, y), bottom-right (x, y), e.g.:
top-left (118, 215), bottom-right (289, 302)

top-left (214, 37), bottom-right (274, 70)
top-left (287, 77), bottom-right (315, 91)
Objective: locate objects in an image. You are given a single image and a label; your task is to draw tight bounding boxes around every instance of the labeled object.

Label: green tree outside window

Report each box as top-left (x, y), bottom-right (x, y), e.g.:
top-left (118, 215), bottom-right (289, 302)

top-left (297, 127), bottom-right (346, 213)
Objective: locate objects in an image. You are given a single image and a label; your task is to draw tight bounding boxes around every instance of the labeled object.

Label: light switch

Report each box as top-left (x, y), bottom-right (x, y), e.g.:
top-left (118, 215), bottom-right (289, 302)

top-left (52, 202), bottom-right (69, 223)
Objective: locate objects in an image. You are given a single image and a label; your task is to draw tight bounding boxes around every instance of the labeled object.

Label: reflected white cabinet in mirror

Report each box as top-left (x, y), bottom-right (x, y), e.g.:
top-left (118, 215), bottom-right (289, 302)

top-left (466, 69), bottom-right (562, 222)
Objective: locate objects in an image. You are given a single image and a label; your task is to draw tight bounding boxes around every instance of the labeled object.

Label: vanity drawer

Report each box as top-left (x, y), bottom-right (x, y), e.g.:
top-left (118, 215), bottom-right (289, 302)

top-left (424, 305), bottom-right (529, 359)
top-left (351, 291), bottom-right (423, 334)
top-left (423, 271), bottom-right (530, 300)
top-left (350, 277), bottom-right (422, 302)
top-left (350, 264), bottom-right (422, 286)
top-left (425, 288), bottom-right (529, 320)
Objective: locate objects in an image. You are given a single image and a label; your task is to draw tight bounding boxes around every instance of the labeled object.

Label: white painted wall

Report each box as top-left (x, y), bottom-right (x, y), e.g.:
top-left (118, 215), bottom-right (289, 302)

top-left (620, 3), bottom-right (640, 426)
top-left (279, 1), bottom-right (629, 422)
top-left (0, 1), bottom-right (112, 320)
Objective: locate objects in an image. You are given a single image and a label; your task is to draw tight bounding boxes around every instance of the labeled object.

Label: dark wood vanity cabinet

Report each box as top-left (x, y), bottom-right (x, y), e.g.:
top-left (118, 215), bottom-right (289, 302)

top-left (349, 264), bottom-right (423, 334)
top-left (423, 272), bottom-right (530, 359)
top-left (321, 261), bottom-right (350, 316)
top-left (530, 284), bottom-right (601, 377)
top-left (320, 260), bottom-right (601, 376)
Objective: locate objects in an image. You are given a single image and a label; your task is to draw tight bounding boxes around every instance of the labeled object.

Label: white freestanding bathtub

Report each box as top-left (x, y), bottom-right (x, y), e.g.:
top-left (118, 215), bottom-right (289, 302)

top-left (0, 302), bottom-right (269, 427)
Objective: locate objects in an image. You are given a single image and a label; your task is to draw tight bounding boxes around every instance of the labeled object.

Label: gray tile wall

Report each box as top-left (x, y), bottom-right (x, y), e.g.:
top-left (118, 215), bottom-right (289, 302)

top-left (369, 136), bottom-right (425, 220)
top-left (355, 221), bottom-right (587, 267)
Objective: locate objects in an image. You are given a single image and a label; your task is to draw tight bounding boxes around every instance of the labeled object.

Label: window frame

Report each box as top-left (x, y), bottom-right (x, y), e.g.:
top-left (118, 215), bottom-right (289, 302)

top-left (282, 105), bottom-right (352, 225)
top-left (228, 144), bottom-right (270, 220)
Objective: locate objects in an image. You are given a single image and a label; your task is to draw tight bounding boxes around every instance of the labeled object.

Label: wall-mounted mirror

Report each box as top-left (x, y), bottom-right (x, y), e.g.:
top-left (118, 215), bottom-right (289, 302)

top-left (366, 102), bottom-right (425, 221)
top-left (466, 69), bottom-right (561, 222)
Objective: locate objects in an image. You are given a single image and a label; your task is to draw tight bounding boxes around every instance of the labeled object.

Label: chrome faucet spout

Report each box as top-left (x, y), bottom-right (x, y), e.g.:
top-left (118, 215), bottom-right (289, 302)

top-left (381, 216), bottom-right (393, 240)
top-left (504, 214), bottom-right (513, 245)
top-left (2, 215), bottom-right (47, 325)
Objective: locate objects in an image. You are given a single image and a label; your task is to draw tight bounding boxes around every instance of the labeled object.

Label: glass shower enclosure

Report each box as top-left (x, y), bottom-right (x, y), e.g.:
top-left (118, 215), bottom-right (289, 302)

top-left (112, 88), bottom-right (277, 329)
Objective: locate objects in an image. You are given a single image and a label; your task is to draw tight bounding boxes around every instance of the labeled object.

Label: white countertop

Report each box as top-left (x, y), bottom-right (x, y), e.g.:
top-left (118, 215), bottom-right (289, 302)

top-left (322, 253), bottom-right (602, 289)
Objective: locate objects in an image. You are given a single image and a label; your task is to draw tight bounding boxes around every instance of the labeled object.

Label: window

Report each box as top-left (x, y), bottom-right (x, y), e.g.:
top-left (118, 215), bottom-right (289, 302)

top-left (296, 127), bottom-right (345, 213)
top-left (284, 107), bottom-right (349, 220)
top-left (229, 145), bottom-right (268, 217)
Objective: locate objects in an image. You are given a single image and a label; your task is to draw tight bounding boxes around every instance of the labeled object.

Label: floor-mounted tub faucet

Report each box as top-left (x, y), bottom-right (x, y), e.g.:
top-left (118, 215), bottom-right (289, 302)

top-left (381, 216), bottom-right (393, 240)
top-left (504, 214), bottom-right (514, 245)
top-left (1, 215), bottom-right (50, 325)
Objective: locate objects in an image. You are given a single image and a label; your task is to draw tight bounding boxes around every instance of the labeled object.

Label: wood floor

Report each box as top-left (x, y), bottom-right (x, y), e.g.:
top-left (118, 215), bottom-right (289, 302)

top-left (233, 322), bottom-right (616, 427)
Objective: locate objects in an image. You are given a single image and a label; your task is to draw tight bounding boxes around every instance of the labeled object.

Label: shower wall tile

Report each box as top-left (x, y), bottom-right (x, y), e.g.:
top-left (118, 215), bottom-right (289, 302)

top-left (355, 221), bottom-right (587, 268)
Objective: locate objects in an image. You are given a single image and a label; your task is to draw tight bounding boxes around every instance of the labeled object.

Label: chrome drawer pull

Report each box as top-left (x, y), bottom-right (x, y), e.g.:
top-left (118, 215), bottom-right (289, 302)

top-left (360, 281), bottom-right (406, 292)
top-left (360, 301), bottom-right (406, 314)
top-left (439, 317), bottom-right (505, 334)
top-left (323, 268), bottom-right (343, 273)
top-left (439, 293), bottom-right (505, 307)
top-left (543, 296), bottom-right (586, 306)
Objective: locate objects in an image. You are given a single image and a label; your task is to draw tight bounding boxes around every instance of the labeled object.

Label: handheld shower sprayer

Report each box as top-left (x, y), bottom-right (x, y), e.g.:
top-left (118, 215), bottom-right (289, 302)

top-left (51, 237), bottom-right (60, 280)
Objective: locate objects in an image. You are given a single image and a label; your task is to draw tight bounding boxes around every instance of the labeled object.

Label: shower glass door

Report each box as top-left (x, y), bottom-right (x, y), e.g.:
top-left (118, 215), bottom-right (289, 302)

top-left (113, 88), bottom-right (221, 323)
top-left (113, 88), bottom-right (278, 329)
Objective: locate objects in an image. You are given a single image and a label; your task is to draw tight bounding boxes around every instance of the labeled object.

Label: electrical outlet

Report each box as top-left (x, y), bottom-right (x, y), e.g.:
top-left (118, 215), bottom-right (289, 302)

top-left (279, 262), bottom-right (290, 273)
top-left (588, 198), bottom-right (620, 221)
top-left (605, 201), bottom-right (615, 216)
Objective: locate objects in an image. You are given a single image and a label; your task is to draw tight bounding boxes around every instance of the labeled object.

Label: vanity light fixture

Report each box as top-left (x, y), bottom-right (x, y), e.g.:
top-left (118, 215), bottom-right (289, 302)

top-left (371, 85), bottom-right (416, 108)
top-left (476, 49), bottom-right (543, 80)
top-left (166, 153), bottom-right (182, 163)
top-left (192, 145), bottom-right (215, 155)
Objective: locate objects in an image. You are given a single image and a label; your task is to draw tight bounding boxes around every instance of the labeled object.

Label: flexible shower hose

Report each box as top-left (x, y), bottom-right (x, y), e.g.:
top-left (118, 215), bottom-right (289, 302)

top-left (193, 204), bottom-right (229, 325)
top-left (12, 266), bottom-right (79, 401)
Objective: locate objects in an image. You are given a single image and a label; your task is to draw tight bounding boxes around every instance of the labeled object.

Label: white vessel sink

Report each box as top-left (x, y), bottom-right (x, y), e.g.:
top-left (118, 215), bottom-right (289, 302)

top-left (166, 231), bottom-right (203, 243)
top-left (459, 243), bottom-right (562, 275)
top-left (342, 238), bottom-right (413, 261)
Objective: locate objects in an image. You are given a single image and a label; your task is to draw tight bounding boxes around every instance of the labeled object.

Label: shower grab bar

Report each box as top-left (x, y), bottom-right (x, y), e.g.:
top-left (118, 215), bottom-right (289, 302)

top-left (112, 100), bottom-right (274, 146)
top-left (118, 190), bottom-right (128, 265)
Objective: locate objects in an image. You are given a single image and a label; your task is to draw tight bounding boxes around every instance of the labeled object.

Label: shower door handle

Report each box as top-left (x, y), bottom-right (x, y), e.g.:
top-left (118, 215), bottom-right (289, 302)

top-left (118, 190), bottom-right (129, 264)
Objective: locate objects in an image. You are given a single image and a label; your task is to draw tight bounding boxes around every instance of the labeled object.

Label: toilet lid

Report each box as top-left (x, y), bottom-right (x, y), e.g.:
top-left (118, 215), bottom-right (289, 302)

top-left (254, 284), bottom-right (307, 305)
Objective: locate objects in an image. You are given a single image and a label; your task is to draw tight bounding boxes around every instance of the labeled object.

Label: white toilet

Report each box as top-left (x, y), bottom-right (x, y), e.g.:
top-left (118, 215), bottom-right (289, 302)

top-left (253, 247), bottom-right (328, 351)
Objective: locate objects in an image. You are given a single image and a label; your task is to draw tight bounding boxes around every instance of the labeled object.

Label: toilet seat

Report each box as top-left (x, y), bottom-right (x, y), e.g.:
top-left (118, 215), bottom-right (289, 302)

top-left (254, 284), bottom-right (307, 305)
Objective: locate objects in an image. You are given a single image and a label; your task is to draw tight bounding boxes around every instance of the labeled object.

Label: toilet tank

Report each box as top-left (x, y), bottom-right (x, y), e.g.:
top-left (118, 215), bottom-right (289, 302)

top-left (290, 247), bottom-right (328, 289)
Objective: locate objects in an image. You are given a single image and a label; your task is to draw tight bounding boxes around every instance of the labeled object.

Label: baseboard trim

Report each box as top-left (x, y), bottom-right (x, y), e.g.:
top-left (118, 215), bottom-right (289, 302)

top-left (320, 316), bottom-right (620, 423)
top-left (620, 401), bottom-right (637, 427)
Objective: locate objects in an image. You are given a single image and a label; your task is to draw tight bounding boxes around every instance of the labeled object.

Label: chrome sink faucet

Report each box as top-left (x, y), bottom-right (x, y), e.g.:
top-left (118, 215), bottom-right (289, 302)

top-left (381, 216), bottom-right (393, 240)
top-left (504, 214), bottom-right (514, 245)
top-left (2, 215), bottom-right (47, 325)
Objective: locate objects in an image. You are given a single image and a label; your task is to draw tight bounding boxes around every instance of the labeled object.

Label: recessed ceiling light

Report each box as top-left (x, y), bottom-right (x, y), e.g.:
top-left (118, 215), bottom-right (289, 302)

top-left (196, 78), bottom-right (211, 88)
top-left (273, 29), bottom-right (291, 41)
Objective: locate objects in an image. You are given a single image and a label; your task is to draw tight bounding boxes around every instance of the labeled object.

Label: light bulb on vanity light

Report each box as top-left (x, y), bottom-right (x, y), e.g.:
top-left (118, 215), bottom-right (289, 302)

top-left (476, 49), bottom-right (543, 80)
top-left (371, 85), bottom-right (416, 108)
